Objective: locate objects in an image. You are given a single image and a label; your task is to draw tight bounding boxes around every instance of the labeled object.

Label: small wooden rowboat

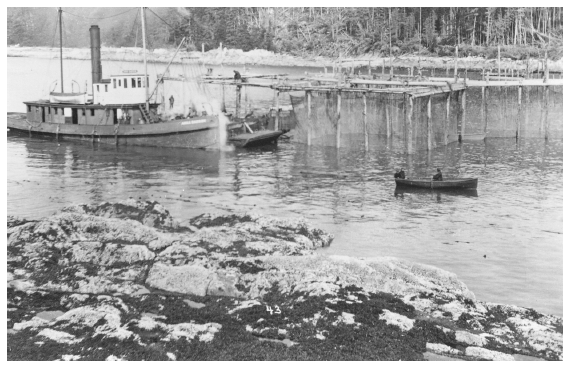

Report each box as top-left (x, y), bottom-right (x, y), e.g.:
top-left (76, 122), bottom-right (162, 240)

top-left (228, 130), bottom-right (283, 148)
top-left (395, 178), bottom-right (478, 189)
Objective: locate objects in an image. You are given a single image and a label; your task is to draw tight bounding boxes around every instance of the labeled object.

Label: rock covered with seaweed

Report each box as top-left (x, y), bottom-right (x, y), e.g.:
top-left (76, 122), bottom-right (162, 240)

top-left (7, 200), bottom-right (562, 361)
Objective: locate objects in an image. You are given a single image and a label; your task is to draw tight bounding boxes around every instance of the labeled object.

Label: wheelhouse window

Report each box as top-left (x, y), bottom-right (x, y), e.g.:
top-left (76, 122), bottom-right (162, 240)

top-left (113, 79), bottom-right (117, 88)
top-left (124, 78), bottom-right (127, 88)
top-left (48, 107), bottom-right (51, 114)
top-left (137, 77), bottom-right (141, 87)
top-left (54, 108), bottom-right (58, 115)
top-left (118, 79), bottom-right (121, 87)
top-left (132, 78), bottom-right (136, 88)
top-left (82, 109), bottom-right (85, 116)
top-left (27, 105), bottom-right (31, 112)
top-left (96, 85), bottom-right (100, 92)
top-left (90, 109), bottom-right (95, 116)
top-left (105, 85), bottom-right (108, 92)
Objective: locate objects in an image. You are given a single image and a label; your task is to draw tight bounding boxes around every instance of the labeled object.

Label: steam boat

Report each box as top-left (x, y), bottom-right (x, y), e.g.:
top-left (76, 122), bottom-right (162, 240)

top-left (7, 7), bottom-right (282, 149)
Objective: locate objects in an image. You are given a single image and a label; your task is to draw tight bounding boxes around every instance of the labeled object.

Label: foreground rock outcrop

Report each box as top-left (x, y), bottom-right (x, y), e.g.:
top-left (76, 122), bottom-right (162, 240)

top-left (7, 200), bottom-right (562, 361)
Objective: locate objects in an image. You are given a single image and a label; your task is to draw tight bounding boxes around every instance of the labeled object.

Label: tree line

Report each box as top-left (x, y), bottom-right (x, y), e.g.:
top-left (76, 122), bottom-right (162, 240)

top-left (7, 7), bottom-right (563, 59)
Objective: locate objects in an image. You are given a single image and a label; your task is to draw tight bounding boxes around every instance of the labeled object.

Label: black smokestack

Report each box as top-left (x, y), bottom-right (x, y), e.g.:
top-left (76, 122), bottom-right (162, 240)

top-left (89, 25), bottom-right (102, 85)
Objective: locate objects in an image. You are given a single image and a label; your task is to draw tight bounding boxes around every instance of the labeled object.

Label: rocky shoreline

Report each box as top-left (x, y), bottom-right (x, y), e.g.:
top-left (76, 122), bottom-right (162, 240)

top-left (7, 46), bottom-right (563, 73)
top-left (7, 200), bottom-right (562, 361)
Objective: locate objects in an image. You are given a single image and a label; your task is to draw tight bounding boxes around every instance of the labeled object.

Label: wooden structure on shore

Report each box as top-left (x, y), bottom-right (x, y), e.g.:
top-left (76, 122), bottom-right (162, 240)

top-left (202, 60), bottom-right (562, 153)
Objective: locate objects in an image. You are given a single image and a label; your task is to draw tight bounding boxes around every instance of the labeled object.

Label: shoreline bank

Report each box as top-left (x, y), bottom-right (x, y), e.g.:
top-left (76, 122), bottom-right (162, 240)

top-left (7, 200), bottom-right (562, 361)
top-left (7, 46), bottom-right (563, 74)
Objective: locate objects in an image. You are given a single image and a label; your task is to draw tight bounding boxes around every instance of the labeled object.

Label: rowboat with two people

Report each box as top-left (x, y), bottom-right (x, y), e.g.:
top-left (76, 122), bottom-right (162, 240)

top-left (394, 177), bottom-right (478, 190)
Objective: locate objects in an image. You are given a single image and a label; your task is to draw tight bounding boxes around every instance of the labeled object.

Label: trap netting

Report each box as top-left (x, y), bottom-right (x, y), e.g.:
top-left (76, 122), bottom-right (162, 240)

top-left (290, 91), bottom-right (460, 149)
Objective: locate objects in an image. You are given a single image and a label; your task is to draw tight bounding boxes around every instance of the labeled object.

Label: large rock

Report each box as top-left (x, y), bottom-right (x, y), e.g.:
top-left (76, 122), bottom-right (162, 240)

top-left (7, 200), bottom-right (562, 361)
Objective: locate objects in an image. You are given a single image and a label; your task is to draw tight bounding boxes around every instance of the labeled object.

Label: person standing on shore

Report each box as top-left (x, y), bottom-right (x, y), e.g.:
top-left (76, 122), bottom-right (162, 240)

top-left (169, 95), bottom-right (174, 109)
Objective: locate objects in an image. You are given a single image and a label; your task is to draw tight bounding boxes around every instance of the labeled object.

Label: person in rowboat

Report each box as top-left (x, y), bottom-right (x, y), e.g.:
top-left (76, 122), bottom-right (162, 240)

top-left (432, 168), bottom-right (443, 181)
top-left (394, 168), bottom-right (406, 179)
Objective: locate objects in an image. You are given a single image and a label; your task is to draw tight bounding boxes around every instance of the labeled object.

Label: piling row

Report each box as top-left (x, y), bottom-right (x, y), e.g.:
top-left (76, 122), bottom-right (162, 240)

top-left (203, 59), bottom-right (560, 152)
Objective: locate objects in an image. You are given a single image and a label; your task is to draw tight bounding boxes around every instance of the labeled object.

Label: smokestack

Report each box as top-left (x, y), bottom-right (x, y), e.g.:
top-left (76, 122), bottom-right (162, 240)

top-left (89, 25), bottom-right (102, 86)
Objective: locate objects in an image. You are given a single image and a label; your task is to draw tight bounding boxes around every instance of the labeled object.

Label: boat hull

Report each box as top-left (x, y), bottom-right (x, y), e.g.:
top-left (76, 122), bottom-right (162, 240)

top-left (7, 112), bottom-right (222, 149)
top-left (461, 133), bottom-right (486, 141)
top-left (228, 130), bottom-right (283, 148)
top-left (395, 178), bottom-right (478, 189)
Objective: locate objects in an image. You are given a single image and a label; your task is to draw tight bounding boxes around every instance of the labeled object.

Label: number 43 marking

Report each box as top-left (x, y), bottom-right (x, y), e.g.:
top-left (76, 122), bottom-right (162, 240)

top-left (266, 305), bottom-right (282, 315)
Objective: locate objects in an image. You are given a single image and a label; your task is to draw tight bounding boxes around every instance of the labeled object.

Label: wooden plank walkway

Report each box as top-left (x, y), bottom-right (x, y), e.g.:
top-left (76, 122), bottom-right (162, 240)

top-left (202, 74), bottom-right (561, 91)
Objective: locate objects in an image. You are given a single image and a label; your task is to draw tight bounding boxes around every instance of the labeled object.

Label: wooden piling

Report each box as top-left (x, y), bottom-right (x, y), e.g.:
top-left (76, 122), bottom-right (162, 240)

top-left (459, 89), bottom-right (466, 142)
top-left (516, 84), bottom-right (522, 140)
top-left (427, 95), bottom-right (432, 150)
top-left (336, 92), bottom-right (341, 148)
top-left (501, 87), bottom-right (507, 135)
top-left (306, 91), bottom-right (312, 145)
top-left (454, 45), bottom-right (458, 82)
top-left (481, 86), bottom-right (487, 134)
top-left (244, 86), bottom-right (248, 115)
top-left (544, 86), bottom-right (549, 140)
top-left (524, 86), bottom-right (529, 136)
top-left (274, 88), bottom-right (280, 131)
top-left (363, 93), bottom-right (368, 150)
top-left (407, 95), bottom-right (414, 154)
top-left (235, 85), bottom-right (241, 118)
top-left (444, 92), bottom-right (450, 145)
top-left (385, 97), bottom-right (391, 138)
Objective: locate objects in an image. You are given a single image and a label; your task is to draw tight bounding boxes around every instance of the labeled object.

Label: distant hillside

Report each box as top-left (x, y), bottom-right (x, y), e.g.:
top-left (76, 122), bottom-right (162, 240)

top-left (7, 7), bottom-right (563, 60)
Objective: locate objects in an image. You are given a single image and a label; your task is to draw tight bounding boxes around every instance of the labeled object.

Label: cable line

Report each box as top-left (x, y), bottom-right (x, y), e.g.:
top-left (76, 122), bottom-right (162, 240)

top-left (146, 8), bottom-right (177, 31)
top-left (62, 8), bottom-right (136, 21)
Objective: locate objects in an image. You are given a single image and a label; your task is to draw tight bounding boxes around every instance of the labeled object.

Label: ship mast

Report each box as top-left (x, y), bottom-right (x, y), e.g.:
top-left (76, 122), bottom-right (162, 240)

top-left (59, 7), bottom-right (64, 93)
top-left (140, 7), bottom-right (149, 112)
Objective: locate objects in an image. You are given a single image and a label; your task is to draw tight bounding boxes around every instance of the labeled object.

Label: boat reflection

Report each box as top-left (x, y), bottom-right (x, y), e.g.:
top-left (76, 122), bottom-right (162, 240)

top-left (394, 186), bottom-right (478, 198)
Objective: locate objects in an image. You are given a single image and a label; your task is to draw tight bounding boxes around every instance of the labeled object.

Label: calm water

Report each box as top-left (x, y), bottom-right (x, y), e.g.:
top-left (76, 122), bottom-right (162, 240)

top-left (6, 57), bottom-right (563, 316)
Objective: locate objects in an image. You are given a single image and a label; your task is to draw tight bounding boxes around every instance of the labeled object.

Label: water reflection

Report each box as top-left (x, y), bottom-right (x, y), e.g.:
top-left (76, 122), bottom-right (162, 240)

top-left (6, 132), bottom-right (563, 316)
top-left (394, 187), bottom-right (478, 198)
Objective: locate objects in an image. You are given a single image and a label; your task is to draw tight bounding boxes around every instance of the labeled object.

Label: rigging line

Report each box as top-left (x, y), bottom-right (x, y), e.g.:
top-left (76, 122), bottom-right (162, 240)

top-left (146, 8), bottom-right (177, 31)
top-left (119, 8), bottom-right (141, 70)
top-left (44, 12), bottom-right (60, 97)
top-left (62, 8), bottom-right (136, 21)
top-left (132, 8), bottom-right (141, 47)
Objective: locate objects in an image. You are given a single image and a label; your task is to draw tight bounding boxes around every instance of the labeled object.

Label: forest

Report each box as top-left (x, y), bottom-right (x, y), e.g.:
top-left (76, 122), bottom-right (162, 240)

top-left (7, 7), bottom-right (563, 60)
